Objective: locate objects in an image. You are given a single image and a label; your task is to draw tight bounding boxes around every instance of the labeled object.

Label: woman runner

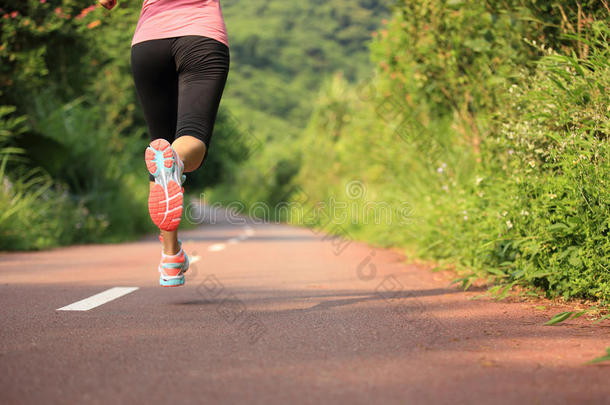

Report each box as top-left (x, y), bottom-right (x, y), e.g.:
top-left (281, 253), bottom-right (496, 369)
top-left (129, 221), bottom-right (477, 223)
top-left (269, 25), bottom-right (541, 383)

top-left (99, 0), bottom-right (230, 286)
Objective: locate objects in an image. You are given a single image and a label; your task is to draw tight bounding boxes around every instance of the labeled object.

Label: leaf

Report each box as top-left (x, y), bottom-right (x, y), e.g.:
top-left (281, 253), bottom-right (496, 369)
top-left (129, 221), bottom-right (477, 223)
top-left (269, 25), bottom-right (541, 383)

top-left (548, 75), bottom-right (566, 91)
top-left (548, 223), bottom-right (569, 233)
top-left (511, 269), bottom-right (525, 279)
top-left (496, 283), bottom-right (514, 300)
top-left (568, 56), bottom-right (585, 76)
top-left (568, 252), bottom-right (582, 267)
top-left (570, 310), bottom-right (587, 320)
top-left (464, 38), bottom-right (491, 53)
top-left (487, 268), bottom-right (508, 278)
top-left (543, 132), bottom-right (562, 144)
top-left (557, 247), bottom-right (575, 260)
top-left (527, 270), bottom-right (552, 279)
top-left (450, 276), bottom-right (474, 291)
top-left (545, 311), bottom-right (573, 326)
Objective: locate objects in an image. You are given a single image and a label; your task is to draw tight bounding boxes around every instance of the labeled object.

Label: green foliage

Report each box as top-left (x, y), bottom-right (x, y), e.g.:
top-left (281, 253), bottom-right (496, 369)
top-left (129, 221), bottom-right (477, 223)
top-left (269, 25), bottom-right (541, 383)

top-left (0, 1), bottom-right (253, 250)
top-left (207, 0), bottom-right (390, 206)
top-left (545, 310), bottom-right (586, 326)
top-left (0, 1), bottom-right (151, 250)
top-left (0, 0), bottom-right (102, 105)
top-left (474, 29), bottom-right (610, 301)
top-left (221, 0), bottom-right (390, 140)
top-left (374, 0), bottom-right (608, 115)
top-left (0, 103), bottom-right (95, 249)
top-left (286, 2), bottom-right (610, 301)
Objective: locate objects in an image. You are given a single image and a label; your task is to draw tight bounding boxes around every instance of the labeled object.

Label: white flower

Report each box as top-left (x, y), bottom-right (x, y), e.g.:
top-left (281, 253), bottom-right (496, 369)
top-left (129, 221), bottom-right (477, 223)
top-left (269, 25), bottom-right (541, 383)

top-left (506, 220), bottom-right (513, 229)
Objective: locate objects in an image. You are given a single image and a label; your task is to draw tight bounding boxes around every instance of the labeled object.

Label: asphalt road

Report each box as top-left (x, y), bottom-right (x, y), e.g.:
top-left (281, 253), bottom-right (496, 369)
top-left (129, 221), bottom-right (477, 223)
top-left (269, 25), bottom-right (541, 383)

top-left (1, 208), bottom-right (609, 404)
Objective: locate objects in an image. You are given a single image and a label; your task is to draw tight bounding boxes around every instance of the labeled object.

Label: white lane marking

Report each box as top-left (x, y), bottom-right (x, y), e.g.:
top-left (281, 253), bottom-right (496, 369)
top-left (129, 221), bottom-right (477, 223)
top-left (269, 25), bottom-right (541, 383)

top-left (190, 255), bottom-right (201, 264)
top-left (228, 226), bottom-right (255, 244)
top-left (57, 287), bottom-right (139, 311)
top-left (206, 226), bottom-right (256, 251)
top-left (208, 243), bottom-right (226, 252)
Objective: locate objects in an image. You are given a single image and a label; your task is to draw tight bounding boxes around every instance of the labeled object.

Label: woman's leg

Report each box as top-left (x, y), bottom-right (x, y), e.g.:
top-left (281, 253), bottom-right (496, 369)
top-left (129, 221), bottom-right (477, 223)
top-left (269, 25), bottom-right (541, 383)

top-left (173, 35), bottom-right (229, 168)
top-left (172, 135), bottom-right (207, 172)
top-left (157, 36), bottom-right (229, 254)
top-left (131, 40), bottom-right (183, 255)
top-left (131, 39), bottom-right (178, 148)
top-left (159, 136), bottom-right (207, 255)
top-left (132, 36), bottom-right (228, 260)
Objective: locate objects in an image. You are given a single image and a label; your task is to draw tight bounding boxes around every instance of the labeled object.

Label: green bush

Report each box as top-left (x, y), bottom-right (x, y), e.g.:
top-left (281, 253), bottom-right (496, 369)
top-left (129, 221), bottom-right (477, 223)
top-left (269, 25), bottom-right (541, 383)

top-left (0, 0), bottom-right (150, 250)
top-left (290, 2), bottom-right (610, 301)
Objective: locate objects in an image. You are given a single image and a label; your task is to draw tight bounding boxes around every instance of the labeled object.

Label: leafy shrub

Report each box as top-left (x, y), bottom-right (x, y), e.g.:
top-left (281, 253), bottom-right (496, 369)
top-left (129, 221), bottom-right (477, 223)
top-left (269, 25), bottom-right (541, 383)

top-left (291, 2), bottom-right (610, 301)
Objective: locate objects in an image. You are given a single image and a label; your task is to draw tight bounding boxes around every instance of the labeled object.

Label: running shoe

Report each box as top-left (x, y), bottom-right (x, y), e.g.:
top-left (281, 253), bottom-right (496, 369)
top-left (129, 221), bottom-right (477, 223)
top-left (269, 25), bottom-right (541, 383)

top-left (159, 241), bottom-right (189, 287)
top-left (145, 139), bottom-right (184, 231)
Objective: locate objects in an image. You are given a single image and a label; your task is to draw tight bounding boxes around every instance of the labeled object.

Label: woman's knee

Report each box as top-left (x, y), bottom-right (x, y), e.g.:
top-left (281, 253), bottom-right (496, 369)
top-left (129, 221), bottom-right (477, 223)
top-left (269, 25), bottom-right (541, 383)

top-left (172, 135), bottom-right (206, 172)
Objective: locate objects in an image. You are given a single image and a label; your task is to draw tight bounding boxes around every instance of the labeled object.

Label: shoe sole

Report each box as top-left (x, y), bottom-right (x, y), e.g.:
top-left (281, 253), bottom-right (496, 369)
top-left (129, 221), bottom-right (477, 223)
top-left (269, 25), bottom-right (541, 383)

top-left (145, 139), bottom-right (183, 231)
top-left (160, 275), bottom-right (185, 287)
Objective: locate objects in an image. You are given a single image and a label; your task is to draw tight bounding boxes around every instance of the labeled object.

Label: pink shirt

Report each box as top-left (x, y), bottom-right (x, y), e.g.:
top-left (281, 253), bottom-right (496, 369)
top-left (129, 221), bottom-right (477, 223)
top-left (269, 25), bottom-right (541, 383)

top-left (132, 0), bottom-right (228, 47)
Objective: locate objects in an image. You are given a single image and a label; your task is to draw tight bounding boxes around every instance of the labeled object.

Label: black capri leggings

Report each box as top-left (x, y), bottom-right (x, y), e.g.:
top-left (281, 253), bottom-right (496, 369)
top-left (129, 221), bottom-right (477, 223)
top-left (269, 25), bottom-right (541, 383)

top-left (131, 35), bottom-right (230, 170)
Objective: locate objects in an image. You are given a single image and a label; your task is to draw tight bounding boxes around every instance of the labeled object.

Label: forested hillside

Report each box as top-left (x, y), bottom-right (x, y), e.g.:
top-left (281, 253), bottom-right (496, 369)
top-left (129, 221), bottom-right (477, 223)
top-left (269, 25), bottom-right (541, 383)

top-left (222, 0), bottom-right (389, 140)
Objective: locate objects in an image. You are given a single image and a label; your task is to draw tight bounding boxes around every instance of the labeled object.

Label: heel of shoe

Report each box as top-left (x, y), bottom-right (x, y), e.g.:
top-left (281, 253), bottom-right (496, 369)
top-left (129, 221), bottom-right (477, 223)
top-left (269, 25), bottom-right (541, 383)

top-left (145, 139), bottom-right (174, 177)
top-left (160, 275), bottom-right (185, 287)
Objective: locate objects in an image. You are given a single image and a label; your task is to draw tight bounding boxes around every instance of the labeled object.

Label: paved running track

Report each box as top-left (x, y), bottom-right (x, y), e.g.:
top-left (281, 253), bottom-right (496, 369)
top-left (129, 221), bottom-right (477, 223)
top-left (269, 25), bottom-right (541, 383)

top-left (1, 206), bottom-right (609, 404)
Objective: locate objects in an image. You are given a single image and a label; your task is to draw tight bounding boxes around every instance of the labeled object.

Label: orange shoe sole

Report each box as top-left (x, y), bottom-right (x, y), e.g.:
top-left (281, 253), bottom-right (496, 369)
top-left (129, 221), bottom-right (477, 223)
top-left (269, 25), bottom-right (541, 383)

top-left (145, 139), bottom-right (183, 232)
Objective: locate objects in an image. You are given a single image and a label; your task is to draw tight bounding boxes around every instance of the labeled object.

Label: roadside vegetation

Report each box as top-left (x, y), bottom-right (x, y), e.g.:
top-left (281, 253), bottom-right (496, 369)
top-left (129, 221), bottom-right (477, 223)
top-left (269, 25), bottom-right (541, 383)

top-left (298, 1), bottom-right (610, 303)
top-left (220, 1), bottom-right (610, 303)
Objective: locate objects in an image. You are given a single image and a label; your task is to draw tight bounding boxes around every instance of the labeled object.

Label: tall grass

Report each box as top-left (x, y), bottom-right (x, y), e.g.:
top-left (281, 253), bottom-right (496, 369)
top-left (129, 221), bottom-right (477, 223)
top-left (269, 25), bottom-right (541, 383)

top-left (290, 22), bottom-right (610, 302)
top-left (0, 96), bottom-right (152, 251)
